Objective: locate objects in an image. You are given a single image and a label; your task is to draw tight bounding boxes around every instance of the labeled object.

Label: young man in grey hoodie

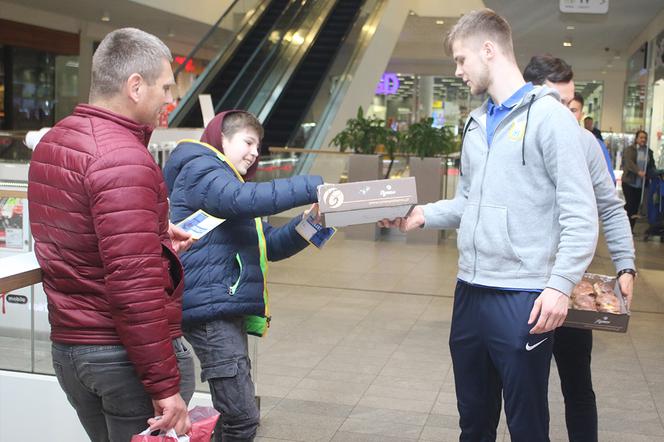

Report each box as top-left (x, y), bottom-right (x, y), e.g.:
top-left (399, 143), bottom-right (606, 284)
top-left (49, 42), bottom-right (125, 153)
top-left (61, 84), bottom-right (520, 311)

top-left (522, 54), bottom-right (636, 442)
top-left (381, 9), bottom-right (598, 441)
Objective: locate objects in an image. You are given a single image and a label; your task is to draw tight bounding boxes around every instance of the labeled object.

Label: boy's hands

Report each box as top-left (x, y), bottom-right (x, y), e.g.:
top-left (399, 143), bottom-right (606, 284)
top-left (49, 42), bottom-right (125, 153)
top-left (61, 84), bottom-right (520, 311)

top-left (304, 203), bottom-right (321, 223)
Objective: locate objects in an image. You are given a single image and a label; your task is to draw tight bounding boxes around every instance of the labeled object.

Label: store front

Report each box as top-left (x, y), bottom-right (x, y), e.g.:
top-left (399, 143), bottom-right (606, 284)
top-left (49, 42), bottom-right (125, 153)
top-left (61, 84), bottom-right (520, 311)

top-left (623, 42), bottom-right (649, 134)
top-left (649, 28), bottom-right (664, 167)
top-left (0, 19), bottom-right (79, 162)
top-left (367, 73), bottom-right (485, 136)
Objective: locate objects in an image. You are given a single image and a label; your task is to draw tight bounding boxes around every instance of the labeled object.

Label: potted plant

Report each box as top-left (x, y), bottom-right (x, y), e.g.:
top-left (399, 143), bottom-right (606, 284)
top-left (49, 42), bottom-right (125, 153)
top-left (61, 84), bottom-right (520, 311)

top-left (403, 118), bottom-right (458, 244)
top-left (330, 106), bottom-right (387, 156)
top-left (405, 117), bottom-right (456, 158)
top-left (330, 106), bottom-right (390, 181)
top-left (329, 107), bottom-right (392, 240)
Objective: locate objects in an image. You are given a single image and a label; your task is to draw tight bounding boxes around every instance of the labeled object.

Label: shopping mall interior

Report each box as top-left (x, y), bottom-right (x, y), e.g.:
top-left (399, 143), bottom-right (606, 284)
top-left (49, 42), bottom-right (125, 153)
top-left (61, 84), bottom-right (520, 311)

top-left (1, 0), bottom-right (664, 441)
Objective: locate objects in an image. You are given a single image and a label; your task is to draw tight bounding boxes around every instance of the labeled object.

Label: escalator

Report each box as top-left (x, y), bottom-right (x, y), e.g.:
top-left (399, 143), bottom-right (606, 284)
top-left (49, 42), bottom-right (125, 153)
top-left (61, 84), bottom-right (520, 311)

top-left (170, 0), bottom-right (291, 127)
top-left (170, 0), bottom-right (365, 154)
top-left (260, 0), bottom-right (362, 151)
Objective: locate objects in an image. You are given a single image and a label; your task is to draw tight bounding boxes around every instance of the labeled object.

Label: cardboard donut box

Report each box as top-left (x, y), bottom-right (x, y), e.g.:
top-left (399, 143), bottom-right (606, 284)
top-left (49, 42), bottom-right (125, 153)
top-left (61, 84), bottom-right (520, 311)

top-left (563, 273), bottom-right (630, 333)
top-left (317, 177), bottom-right (418, 227)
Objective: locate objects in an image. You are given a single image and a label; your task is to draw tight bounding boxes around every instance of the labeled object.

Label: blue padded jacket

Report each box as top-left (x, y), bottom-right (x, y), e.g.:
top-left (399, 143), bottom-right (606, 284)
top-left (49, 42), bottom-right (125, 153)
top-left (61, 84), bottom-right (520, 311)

top-left (163, 140), bottom-right (323, 333)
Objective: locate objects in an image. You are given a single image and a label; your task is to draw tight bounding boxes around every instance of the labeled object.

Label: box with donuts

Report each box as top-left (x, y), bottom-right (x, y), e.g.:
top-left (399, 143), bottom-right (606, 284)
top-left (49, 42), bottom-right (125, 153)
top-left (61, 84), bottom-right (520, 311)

top-left (563, 273), bottom-right (630, 332)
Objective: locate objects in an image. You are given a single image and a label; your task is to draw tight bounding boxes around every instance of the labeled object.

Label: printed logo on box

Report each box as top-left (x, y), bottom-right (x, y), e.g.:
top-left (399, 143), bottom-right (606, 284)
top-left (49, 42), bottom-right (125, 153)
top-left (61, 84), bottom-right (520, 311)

top-left (380, 185), bottom-right (396, 197)
top-left (594, 316), bottom-right (611, 325)
top-left (322, 188), bottom-right (344, 208)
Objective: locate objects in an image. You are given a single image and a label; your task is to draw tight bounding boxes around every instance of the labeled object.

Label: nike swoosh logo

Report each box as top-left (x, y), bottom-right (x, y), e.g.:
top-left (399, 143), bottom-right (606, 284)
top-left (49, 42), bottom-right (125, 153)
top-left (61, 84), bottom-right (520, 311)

top-left (525, 338), bottom-right (548, 351)
top-left (468, 126), bottom-right (478, 131)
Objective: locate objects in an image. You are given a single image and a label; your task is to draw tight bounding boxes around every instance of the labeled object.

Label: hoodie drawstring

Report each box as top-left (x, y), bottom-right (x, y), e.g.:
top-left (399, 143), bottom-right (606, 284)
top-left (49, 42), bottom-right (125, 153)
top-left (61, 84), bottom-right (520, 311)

top-left (459, 118), bottom-right (473, 176)
top-left (522, 95), bottom-right (535, 166)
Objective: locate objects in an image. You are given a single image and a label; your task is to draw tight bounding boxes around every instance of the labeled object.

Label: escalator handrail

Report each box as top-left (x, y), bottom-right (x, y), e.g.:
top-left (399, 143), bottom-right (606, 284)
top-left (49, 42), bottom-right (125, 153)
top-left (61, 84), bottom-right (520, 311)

top-left (173, 0), bottom-right (242, 79)
top-left (294, 0), bottom-right (387, 176)
top-left (214, 0), bottom-right (329, 113)
top-left (169, 0), bottom-right (268, 126)
top-left (252, 0), bottom-right (341, 121)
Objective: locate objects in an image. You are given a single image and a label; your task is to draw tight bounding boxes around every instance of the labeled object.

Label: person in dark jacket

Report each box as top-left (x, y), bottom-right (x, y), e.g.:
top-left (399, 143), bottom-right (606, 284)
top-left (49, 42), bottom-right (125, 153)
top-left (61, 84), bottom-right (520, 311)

top-left (164, 110), bottom-right (323, 442)
top-left (622, 130), bottom-right (657, 230)
top-left (27, 28), bottom-right (195, 441)
top-left (521, 54), bottom-right (635, 442)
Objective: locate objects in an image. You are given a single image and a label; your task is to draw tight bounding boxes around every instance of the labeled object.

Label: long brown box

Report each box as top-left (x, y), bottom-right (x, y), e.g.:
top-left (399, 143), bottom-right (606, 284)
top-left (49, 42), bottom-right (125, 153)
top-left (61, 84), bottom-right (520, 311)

top-left (318, 177), bottom-right (418, 228)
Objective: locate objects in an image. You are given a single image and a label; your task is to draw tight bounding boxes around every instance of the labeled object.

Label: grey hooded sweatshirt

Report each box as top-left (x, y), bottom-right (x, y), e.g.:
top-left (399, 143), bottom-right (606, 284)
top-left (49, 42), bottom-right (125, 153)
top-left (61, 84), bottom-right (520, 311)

top-left (422, 85), bottom-right (598, 296)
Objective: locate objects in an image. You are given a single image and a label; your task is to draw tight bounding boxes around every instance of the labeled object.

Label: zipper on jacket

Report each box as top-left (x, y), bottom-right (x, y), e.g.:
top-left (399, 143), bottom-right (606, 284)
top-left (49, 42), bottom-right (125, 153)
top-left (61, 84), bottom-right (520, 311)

top-left (468, 94), bottom-right (535, 282)
top-left (471, 138), bottom-right (490, 284)
top-left (228, 253), bottom-right (243, 295)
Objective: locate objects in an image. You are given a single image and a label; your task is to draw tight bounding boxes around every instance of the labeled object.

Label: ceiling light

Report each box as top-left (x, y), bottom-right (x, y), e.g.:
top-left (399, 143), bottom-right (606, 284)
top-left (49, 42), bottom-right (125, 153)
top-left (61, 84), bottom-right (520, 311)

top-left (613, 55), bottom-right (621, 60)
top-left (601, 70), bottom-right (607, 74)
top-left (101, 11), bottom-right (110, 22)
top-left (167, 28), bottom-right (175, 38)
top-left (409, 11), bottom-right (416, 16)
top-left (566, 25), bottom-right (575, 30)
top-left (291, 32), bottom-right (305, 45)
top-left (607, 64), bottom-right (613, 68)
top-left (436, 20), bottom-right (445, 25)
top-left (563, 40), bottom-right (573, 47)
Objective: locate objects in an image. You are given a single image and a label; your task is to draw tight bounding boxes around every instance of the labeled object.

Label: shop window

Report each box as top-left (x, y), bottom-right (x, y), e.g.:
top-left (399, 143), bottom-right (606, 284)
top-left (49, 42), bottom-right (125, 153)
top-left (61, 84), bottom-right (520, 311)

top-left (369, 74), bottom-right (485, 136)
top-left (623, 42), bottom-right (648, 134)
top-left (11, 46), bottom-right (55, 131)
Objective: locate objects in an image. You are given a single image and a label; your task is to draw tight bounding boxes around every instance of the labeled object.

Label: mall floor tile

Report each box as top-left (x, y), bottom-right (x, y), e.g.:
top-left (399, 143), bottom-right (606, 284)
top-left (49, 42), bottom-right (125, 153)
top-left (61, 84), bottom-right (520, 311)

top-left (251, 228), bottom-right (664, 441)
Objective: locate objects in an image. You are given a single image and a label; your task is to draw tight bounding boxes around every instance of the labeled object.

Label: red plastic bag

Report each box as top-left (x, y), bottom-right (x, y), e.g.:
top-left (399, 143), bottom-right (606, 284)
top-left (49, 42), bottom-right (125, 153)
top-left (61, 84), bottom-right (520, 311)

top-left (130, 428), bottom-right (179, 442)
top-left (188, 406), bottom-right (220, 442)
top-left (131, 406), bottom-right (220, 442)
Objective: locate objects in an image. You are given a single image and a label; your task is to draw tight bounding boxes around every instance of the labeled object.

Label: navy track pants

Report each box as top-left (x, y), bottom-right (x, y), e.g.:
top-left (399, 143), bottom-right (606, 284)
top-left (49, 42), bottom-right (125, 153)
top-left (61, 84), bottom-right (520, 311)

top-left (450, 280), bottom-right (554, 442)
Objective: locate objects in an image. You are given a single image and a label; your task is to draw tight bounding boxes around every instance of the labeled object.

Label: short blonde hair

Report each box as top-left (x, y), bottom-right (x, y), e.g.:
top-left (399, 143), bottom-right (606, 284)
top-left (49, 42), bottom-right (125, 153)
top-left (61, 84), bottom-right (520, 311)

top-left (444, 9), bottom-right (514, 56)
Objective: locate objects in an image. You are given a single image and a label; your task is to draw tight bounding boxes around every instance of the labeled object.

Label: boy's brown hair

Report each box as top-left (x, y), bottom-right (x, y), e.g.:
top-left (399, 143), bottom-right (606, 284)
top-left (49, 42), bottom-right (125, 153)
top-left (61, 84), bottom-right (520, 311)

top-left (222, 111), bottom-right (264, 140)
top-left (444, 9), bottom-right (515, 57)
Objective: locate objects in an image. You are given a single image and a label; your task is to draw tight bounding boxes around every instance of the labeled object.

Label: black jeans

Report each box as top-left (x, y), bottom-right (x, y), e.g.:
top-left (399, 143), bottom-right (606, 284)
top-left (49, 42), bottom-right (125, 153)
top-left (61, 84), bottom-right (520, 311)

top-left (184, 317), bottom-right (260, 442)
top-left (553, 327), bottom-right (597, 442)
top-left (51, 338), bottom-right (195, 442)
top-left (622, 182), bottom-right (643, 230)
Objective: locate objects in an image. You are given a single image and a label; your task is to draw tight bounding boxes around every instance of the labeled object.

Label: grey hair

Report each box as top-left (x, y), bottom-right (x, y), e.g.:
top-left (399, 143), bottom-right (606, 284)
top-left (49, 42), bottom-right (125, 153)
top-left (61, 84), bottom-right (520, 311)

top-left (90, 28), bottom-right (172, 100)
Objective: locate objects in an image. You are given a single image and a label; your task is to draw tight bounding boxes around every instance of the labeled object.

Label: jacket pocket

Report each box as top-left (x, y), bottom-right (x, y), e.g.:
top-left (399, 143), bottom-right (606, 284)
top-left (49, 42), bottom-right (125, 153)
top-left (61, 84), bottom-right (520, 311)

top-left (228, 253), bottom-right (243, 295)
top-left (161, 242), bottom-right (184, 297)
top-left (456, 203), bottom-right (478, 271)
top-left (474, 205), bottom-right (522, 272)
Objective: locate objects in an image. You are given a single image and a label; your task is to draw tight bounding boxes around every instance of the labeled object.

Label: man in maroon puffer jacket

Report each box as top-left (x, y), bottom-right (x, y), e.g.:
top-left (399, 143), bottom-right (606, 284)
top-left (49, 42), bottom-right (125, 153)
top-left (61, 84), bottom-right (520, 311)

top-left (27, 28), bottom-right (195, 441)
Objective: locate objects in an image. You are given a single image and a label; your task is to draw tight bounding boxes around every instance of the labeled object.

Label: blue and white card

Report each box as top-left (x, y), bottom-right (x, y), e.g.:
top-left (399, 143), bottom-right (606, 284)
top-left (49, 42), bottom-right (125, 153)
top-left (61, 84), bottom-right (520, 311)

top-left (296, 209), bottom-right (336, 249)
top-left (176, 210), bottom-right (225, 240)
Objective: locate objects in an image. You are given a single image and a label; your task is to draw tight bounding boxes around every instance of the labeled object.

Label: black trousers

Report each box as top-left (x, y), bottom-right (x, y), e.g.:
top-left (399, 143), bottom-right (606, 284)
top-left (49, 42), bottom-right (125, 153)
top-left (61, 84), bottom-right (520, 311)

top-left (553, 327), bottom-right (597, 442)
top-left (451, 282), bottom-right (553, 442)
top-left (622, 182), bottom-right (643, 230)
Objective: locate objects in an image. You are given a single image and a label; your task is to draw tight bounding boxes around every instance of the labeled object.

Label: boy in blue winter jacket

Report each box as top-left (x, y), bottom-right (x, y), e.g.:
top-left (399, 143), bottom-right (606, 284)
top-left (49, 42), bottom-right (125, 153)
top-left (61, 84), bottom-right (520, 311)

top-left (163, 110), bottom-right (323, 442)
